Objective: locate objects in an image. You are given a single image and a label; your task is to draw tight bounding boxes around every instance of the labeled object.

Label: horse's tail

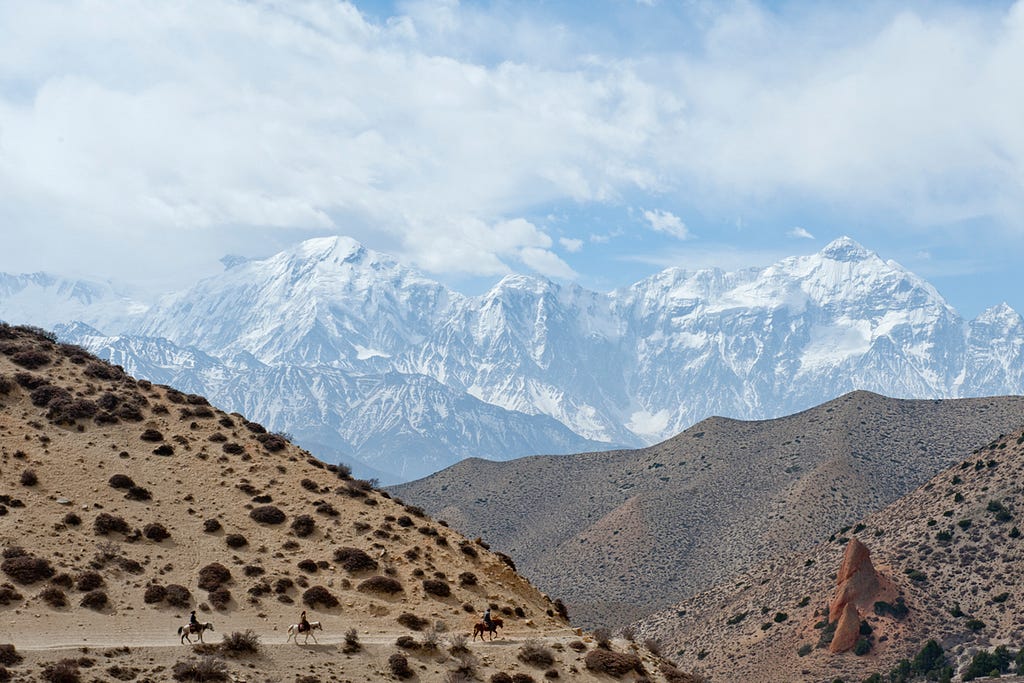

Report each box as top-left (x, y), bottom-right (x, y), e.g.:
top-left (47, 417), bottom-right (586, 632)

top-left (177, 626), bottom-right (183, 635)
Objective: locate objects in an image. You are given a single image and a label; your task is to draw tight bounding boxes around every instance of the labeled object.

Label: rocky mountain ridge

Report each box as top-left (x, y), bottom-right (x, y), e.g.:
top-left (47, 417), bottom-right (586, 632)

top-left (4, 235), bottom-right (1024, 481)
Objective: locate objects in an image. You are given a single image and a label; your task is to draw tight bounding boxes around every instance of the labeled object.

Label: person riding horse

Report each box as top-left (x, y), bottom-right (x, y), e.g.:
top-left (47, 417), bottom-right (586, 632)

top-left (483, 608), bottom-right (493, 630)
top-left (299, 610), bottom-right (310, 633)
top-left (189, 610), bottom-right (200, 633)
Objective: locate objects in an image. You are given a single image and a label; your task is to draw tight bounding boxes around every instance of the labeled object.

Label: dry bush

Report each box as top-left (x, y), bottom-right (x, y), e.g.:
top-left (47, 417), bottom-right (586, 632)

top-left (220, 630), bottom-right (260, 655)
top-left (48, 398), bottom-right (98, 424)
top-left (300, 478), bottom-right (319, 492)
top-left (19, 469), bottom-right (37, 487)
top-left (0, 644), bottom-right (21, 666)
top-left (357, 576), bottom-right (403, 595)
top-left (584, 649), bottom-right (645, 677)
top-left (593, 628), bottom-right (612, 649)
top-left (30, 384), bottom-right (70, 407)
top-left (62, 512), bottom-right (81, 527)
top-left (165, 584), bottom-right (191, 608)
top-left (243, 419), bottom-right (266, 434)
top-left (297, 559), bottom-right (317, 573)
top-left (83, 361), bottom-right (123, 381)
top-left (458, 543), bottom-right (478, 559)
top-left (490, 675), bottom-right (514, 683)
top-left (397, 612), bottom-right (430, 631)
top-left (94, 513), bottom-right (131, 536)
top-left (256, 433), bottom-right (287, 452)
top-left (143, 584), bottom-right (167, 604)
top-left (197, 563), bottom-right (231, 591)
top-left (0, 374), bottom-right (14, 394)
top-left (0, 585), bottom-right (22, 605)
top-left (171, 657), bottom-right (228, 681)
top-left (202, 519), bottom-right (221, 533)
top-left (124, 486), bottom-right (152, 501)
top-left (423, 579), bottom-right (451, 598)
top-left (448, 633), bottom-right (469, 654)
top-left (144, 523), bottom-right (170, 542)
top-left (291, 515), bottom-right (315, 538)
top-left (41, 658), bottom-right (80, 683)
top-left (152, 444), bottom-right (175, 456)
top-left (1, 554), bottom-right (55, 584)
top-left (518, 640), bottom-right (556, 668)
top-left (225, 534), bottom-right (247, 549)
top-left (139, 429), bottom-right (164, 442)
top-left (334, 547), bottom-right (378, 573)
top-left (659, 662), bottom-right (703, 683)
top-left (568, 641), bottom-right (587, 653)
top-left (396, 635), bottom-right (420, 650)
top-left (249, 506), bottom-right (285, 525)
top-left (108, 474), bottom-right (135, 489)
top-left (11, 349), bottom-right (51, 370)
top-left (389, 653), bottom-right (415, 679)
top-left (117, 403), bottom-right (144, 421)
top-left (458, 572), bottom-right (478, 587)
top-left (40, 586), bottom-right (68, 608)
top-left (302, 585), bottom-right (339, 609)
top-left (80, 590), bottom-right (108, 610)
top-left (14, 372), bottom-right (47, 389)
top-left (342, 628), bottom-right (361, 654)
top-left (208, 588), bottom-right (231, 610)
top-left (75, 571), bottom-right (104, 592)
top-left (222, 442), bottom-right (244, 454)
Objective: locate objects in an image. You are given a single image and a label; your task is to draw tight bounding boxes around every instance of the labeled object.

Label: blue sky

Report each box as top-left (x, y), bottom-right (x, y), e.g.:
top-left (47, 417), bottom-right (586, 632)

top-left (1, 0), bottom-right (1023, 317)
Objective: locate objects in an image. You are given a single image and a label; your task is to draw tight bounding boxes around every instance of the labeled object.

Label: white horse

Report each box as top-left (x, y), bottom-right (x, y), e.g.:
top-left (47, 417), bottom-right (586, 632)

top-left (286, 621), bottom-right (323, 644)
top-left (178, 621), bottom-right (215, 644)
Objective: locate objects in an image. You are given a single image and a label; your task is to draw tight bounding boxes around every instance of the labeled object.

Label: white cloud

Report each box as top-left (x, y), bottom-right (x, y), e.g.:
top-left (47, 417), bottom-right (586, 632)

top-left (2, 0), bottom-right (1024, 286)
top-left (788, 227), bottom-right (815, 240)
top-left (643, 209), bottom-right (690, 239)
top-left (559, 237), bottom-right (584, 253)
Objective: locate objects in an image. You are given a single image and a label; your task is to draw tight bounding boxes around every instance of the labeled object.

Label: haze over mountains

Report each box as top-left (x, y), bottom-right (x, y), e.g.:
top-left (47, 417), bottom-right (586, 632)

top-left (3, 235), bottom-right (1024, 482)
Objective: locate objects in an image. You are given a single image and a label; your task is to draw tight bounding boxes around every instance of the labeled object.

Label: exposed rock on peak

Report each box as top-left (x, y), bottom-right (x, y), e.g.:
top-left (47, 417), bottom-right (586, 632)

top-left (829, 538), bottom-right (885, 624)
top-left (830, 602), bottom-right (862, 654)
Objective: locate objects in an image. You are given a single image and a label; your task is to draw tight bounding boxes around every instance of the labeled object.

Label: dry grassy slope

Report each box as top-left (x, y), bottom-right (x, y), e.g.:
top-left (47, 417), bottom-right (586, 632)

top-left (0, 325), bottom-right (693, 682)
top-left (641, 426), bottom-right (1024, 683)
top-left (392, 391), bottom-right (1024, 628)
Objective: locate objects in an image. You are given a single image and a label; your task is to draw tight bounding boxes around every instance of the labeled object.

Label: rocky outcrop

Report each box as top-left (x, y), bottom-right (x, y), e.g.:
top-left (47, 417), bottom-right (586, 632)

top-left (829, 538), bottom-right (880, 623)
top-left (830, 602), bottom-right (862, 653)
top-left (827, 538), bottom-right (889, 653)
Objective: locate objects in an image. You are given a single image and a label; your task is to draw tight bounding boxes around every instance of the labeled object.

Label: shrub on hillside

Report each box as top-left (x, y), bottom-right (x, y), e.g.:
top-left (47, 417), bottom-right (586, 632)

top-left (144, 523), bottom-right (171, 542)
top-left (208, 588), bottom-right (231, 610)
top-left (249, 506), bottom-right (285, 525)
top-left (139, 429), bottom-right (164, 442)
top-left (397, 612), bottom-right (430, 631)
top-left (40, 586), bottom-right (68, 608)
top-left (291, 514), bottom-right (315, 538)
top-left (144, 584), bottom-right (167, 604)
top-left (75, 571), bottom-right (104, 592)
top-left (41, 658), bottom-right (80, 683)
top-left (30, 384), bottom-right (70, 407)
top-left (334, 547), bottom-right (378, 573)
top-left (202, 519), bottom-right (221, 533)
top-left (518, 640), bottom-right (556, 668)
top-left (357, 576), bottom-right (403, 595)
top-left (389, 653), bottom-right (415, 679)
top-left (19, 470), bottom-right (37, 487)
top-left (94, 513), bottom-right (131, 536)
top-left (584, 649), bottom-right (645, 677)
top-left (225, 534), bottom-right (247, 549)
top-left (297, 559), bottom-right (318, 573)
top-left (80, 590), bottom-right (108, 610)
top-left (83, 361), bottom-right (123, 381)
top-left (108, 474), bottom-right (135, 489)
top-left (256, 433), bottom-right (287, 452)
top-left (302, 585), bottom-right (339, 609)
top-left (197, 563), bottom-right (231, 591)
top-left (343, 628), bottom-right (361, 654)
top-left (11, 350), bottom-right (51, 370)
top-left (171, 657), bottom-right (228, 682)
top-left (1, 554), bottom-right (55, 584)
top-left (220, 630), bottom-right (260, 655)
top-left (125, 485), bottom-right (152, 501)
top-left (165, 584), bottom-right (191, 608)
top-left (458, 572), bottom-right (478, 587)
top-left (423, 579), bottom-right (451, 598)
top-left (0, 585), bottom-right (22, 605)
top-left (48, 398), bottom-right (98, 424)
top-left (490, 674), bottom-right (513, 683)
top-left (152, 444), bottom-right (174, 456)
top-left (0, 644), bottom-right (22, 666)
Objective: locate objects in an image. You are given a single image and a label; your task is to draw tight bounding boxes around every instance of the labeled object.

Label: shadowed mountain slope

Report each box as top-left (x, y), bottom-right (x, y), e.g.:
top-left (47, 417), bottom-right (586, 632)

top-left (393, 391), bottom-right (1024, 628)
top-left (0, 324), bottom-right (694, 682)
top-left (642, 425), bottom-right (1024, 682)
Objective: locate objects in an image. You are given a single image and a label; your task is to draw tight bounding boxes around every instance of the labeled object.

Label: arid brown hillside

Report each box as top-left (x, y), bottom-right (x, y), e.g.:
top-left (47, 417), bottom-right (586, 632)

top-left (643, 425), bottom-right (1024, 682)
top-left (0, 324), bottom-right (694, 682)
top-left (392, 391), bottom-right (1024, 628)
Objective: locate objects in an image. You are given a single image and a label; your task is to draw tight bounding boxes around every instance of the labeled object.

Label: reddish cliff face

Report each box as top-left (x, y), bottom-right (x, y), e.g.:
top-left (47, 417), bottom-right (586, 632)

top-left (829, 538), bottom-right (881, 623)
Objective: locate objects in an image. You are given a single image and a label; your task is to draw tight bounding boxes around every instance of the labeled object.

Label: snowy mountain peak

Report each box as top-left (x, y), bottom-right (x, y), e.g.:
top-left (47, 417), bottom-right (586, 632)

top-left (819, 236), bottom-right (874, 262)
top-left (976, 302), bottom-right (1023, 326)
top-left (293, 235), bottom-right (367, 264)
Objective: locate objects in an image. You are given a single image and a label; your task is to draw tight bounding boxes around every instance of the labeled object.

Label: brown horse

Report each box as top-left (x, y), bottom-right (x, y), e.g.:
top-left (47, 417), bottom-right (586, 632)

top-left (472, 616), bottom-right (504, 641)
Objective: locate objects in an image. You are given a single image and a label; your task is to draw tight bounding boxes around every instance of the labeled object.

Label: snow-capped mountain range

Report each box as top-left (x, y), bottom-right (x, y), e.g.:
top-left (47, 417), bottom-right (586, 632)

top-left (3, 235), bottom-right (1023, 482)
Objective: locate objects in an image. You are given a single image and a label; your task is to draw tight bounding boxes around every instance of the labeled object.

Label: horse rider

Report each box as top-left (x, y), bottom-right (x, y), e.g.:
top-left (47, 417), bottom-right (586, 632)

top-left (189, 610), bottom-right (200, 632)
top-left (483, 607), bottom-right (493, 631)
top-left (299, 610), bottom-right (310, 633)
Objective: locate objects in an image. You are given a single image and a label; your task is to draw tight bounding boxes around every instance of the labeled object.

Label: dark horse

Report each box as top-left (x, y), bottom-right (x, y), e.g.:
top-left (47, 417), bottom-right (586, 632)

top-left (178, 621), bottom-right (215, 644)
top-left (472, 616), bottom-right (504, 641)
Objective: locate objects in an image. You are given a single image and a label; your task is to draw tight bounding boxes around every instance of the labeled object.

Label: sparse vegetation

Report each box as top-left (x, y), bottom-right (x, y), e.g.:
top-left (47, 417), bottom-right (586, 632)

top-left (1, 554), bottom-right (55, 584)
top-left (94, 513), bottom-right (131, 536)
top-left (197, 563), bottom-right (231, 591)
top-left (302, 585), bottom-right (339, 608)
top-left (397, 612), bottom-right (430, 631)
top-left (584, 649), bottom-right (645, 676)
top-left (334, 547), bottom-right (378, 573)
top-left (249, 506), bottom-right (285, 524)
top-left (171, 657), bottom-right (229, 681)
top-left (423, 578), bottom-right (451, 598)
top-left (220, 630), bottom-right (260, 655)
top-left (518, 640), bottom-right (556, 668)
top-left (41, 658), bottom-right (80, 683)
top-left (388, 653), bottom-right (414, 679)
top-left (358, 575), bottom-right (403, 595)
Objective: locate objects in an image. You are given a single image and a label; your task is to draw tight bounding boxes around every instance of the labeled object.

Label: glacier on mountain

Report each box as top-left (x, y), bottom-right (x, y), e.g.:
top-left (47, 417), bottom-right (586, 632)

top-left (3, 235), bottom-right (1023, 482)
